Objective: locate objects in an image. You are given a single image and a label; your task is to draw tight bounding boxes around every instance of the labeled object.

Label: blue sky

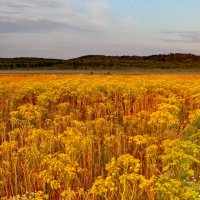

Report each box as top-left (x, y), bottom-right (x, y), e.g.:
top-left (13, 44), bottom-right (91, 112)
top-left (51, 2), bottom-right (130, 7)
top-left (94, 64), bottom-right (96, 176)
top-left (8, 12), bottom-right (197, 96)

top-left (0, 0), bottom-right (200, 58)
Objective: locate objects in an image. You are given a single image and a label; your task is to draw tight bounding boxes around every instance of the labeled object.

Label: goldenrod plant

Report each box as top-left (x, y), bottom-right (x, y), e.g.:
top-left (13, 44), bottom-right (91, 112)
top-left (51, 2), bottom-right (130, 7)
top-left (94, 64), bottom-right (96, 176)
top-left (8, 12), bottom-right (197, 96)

top-left (0, 75), bottom-right (200, 199)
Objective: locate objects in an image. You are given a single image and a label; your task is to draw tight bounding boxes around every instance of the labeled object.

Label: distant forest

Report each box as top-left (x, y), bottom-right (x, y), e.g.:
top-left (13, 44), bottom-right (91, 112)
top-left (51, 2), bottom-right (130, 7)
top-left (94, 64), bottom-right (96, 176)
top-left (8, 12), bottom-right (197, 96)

top-left (1, 53), bottom-right (200, 70)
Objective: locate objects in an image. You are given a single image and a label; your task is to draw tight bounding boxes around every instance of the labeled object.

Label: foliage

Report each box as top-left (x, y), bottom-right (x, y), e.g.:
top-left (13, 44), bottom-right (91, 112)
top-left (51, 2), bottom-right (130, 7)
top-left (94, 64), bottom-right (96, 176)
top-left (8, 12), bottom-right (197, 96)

top-left (1, 53), bottom-right (200, 70)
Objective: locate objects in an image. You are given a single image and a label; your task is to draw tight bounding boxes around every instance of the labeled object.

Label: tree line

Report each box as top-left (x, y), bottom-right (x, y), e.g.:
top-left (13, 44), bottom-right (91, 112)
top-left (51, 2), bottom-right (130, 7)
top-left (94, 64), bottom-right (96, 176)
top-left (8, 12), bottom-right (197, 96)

top-left (1, 53), bottom-right (200, 70)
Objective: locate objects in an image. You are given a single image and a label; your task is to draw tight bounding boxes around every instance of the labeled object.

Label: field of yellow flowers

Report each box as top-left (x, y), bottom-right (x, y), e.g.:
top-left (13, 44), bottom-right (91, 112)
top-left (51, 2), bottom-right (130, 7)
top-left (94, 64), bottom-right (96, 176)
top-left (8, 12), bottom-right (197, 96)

top-left (0, 74), bottom-right (200, 200)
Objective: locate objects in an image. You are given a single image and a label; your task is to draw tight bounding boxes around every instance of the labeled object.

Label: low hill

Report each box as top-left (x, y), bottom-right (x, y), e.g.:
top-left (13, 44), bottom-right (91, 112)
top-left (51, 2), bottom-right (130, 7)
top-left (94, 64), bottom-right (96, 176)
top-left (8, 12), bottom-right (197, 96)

top-left (1, 53), bottom-right (200, 70)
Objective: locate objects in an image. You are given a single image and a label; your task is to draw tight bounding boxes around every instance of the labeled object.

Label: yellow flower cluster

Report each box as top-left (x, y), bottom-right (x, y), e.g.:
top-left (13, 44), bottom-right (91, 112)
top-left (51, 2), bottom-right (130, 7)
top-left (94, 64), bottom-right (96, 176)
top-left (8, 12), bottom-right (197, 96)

top-left (0, 75), bottom-right (199, 199)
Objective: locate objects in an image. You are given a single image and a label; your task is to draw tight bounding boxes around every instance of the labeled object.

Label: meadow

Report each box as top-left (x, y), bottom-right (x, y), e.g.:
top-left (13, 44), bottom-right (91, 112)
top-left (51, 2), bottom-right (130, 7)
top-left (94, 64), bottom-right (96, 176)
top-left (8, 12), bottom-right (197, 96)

top-left (0, 74), bottom-right (200, 200)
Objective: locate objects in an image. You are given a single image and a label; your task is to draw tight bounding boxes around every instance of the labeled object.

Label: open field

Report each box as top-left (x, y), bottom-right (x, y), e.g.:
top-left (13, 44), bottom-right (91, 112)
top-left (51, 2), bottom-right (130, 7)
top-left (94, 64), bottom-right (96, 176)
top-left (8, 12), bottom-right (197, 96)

top-left (0, 75), bottom-right (200, 199)
top-left (0, 69), bottom-right (200, 74)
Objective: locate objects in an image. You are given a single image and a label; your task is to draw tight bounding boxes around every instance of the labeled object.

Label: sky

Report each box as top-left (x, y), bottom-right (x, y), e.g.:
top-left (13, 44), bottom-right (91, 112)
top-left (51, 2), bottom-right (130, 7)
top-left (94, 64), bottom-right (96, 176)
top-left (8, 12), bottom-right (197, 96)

top-left (0, 0), bottom-right (200, 59)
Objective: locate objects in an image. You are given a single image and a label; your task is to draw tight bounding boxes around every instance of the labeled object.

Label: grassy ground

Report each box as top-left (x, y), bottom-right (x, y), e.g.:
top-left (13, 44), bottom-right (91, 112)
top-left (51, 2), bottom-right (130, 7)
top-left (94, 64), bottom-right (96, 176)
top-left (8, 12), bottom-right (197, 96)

top-left (0, 68), bottom-right (200, 74)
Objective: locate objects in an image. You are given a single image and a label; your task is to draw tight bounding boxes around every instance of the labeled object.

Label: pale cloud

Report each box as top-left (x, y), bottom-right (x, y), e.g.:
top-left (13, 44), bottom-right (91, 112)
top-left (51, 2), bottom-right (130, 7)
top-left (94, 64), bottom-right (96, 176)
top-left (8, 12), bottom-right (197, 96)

top-left (89, 0), bottom-right (109, 15)
top-left (0, 0), bottom-right (111, 31)
top-left (88, 0), bottom-right (110, 29)
top-left (0, 19), bottom-right (95, 34)
top-left (121, 16), bottom-right (137, 26)
top-left (6, 0), bottom-right (64, 9)
top-left (161, 31), bottom-right (200, 43)
top-left (0, 0), bottom-right (114, 58)
top-left (1, 0), bottom-right (200, 58)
